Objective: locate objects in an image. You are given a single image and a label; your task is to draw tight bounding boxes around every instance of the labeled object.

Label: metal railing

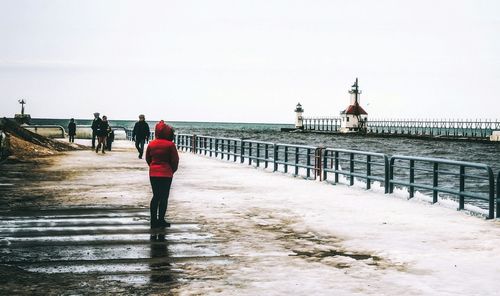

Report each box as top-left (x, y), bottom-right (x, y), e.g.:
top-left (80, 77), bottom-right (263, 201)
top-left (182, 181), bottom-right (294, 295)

top-left (389, 156), bottom-right (496, 219)
top-left (274, 143), bottom-right (318, 178)
top-left (323, 149), bottom-right (389, 193)
top-left (171, 133), bottom-right (498, 219)
top-left (176, 134), bottom-right (194, 152)
top-left (497, 172), bottom-right (500, 217)
top-left (241, 140), bottom-right (275, 169)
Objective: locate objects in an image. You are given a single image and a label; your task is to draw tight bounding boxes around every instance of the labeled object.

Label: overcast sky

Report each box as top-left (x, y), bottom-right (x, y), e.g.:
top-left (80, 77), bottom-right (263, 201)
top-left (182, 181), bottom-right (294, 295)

top-left (1, 0), bottom-right (499, 123)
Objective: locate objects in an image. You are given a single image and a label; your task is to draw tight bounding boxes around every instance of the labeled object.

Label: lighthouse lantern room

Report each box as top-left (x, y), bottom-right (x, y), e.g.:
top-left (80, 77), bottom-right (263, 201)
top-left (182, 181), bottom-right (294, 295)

top-left (339, 78), bottom-right (368, 133)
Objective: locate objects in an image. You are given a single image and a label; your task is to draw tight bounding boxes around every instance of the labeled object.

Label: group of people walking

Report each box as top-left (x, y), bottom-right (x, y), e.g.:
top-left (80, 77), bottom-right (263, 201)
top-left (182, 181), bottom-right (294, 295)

top-left (91, 113), bottom-right (114, 153)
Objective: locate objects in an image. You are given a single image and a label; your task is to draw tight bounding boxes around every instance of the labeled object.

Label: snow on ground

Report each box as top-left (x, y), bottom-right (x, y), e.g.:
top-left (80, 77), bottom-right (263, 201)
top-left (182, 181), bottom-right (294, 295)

top-left (171, 149), bottom-right (500, 296)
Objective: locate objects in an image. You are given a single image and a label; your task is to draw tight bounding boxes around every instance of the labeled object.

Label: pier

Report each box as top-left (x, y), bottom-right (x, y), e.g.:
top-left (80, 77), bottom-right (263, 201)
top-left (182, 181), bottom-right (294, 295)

top-left (1, 140), bottom-right (500, 294)
top-left (301, 117), bottom-right (500, 140)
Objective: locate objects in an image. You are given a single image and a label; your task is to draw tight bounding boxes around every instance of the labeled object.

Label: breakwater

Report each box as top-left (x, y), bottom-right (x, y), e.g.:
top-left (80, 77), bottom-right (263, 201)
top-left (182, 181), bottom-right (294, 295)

top-left (173, 133), bottom-right (499, 219)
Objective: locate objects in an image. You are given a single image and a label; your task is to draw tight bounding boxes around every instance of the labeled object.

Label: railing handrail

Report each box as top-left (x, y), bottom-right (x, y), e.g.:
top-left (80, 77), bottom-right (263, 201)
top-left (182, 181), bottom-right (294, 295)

top-left (389, 155), bottom-right (495, 219)
top-left (275, 143), bottom-right (317, 150)
top-left (324, 148), bottom-right (386, 158)
top-left (390, 154), bottom-right (494, 169)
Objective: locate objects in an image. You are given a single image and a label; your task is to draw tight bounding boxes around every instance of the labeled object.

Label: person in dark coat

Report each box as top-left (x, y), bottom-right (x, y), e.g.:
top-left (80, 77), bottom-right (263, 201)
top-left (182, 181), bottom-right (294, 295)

top-left (68, 118), bottom-right (76, 143)
top-left (145, 121), bottom-right (179, 228)
top-left (91, 112), bottom-right (102, 149)
top-left (132, 114), bottom-right (150, 159)
top-left (95, 115), bottom-right (110, 154)
top-left (107, 129), bottom-right (115, 151)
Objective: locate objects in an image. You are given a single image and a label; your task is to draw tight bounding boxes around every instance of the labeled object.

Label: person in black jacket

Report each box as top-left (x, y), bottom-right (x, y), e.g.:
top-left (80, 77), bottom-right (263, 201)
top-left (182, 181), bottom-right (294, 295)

top-left (132, 114), bottom-right (150, 159)
top-left (68, 118), bottom-right (76, 143)
top-left (91, 112), bottom-right (102, 149)
top-left (96, 115), bottom-right (110, 154)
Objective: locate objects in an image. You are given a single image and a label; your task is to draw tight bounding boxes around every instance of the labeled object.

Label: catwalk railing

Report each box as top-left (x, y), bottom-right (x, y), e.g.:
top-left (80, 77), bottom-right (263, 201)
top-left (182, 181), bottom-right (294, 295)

top-left (174, 133), bottom-right (499, 219)
top-left (301, 117), bottom-right (500, 138)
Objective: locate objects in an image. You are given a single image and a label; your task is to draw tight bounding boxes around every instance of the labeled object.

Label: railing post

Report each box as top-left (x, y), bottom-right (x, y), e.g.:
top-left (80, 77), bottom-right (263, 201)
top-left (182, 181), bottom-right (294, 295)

top-left (334, 151), bottom-right (339, 183)
top-left (433, 162), bottom-right (438, 203)
top-left (384, 155), bottom-right (389, 194)
top-left (256, 143), bottom-right (261, 167)
top-left (192, 135), bottom-right (197, 153)
top-left (240, 140), bottom-right (244, 163)
top-left (322, 149), bottom-right (328, 181)
top-left (273, 144), bottom-right (278, 172)
top-left (264, 144), bottom-right (269, 168)
top-left (284, 146), bottom-right (289, 173)
top-left (349, 153), bottom-right (354, 186)
top-left (209, 138), bottom-right (213, 157)
top-left (366, 155), bottom-right (371, 190)
top-left (233, 140), bottom-right (237, 162)
top-left (248, 142), bottom-right (253, 165)
top-left (295, 147), bottom-right (299, 176)
top-left (409, 159), bottom-right (415, 198)
top-left (389, 158), bottom-right (395, 193)
top-left (215, 138), bottom-right (218, 158)
top-left (459, 166), bottom-right (465, 210)
top-left (496, 171), bottom-right (500, 218)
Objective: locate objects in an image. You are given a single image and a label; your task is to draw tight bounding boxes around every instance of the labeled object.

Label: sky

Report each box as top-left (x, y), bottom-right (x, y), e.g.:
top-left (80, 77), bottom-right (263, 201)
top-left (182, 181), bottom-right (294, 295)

top-left (0, 0), bottom-right (499, 123)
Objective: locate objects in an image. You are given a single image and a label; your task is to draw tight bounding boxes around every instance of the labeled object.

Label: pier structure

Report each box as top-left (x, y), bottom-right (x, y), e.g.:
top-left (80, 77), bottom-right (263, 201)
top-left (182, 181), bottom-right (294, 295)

top-left (293, 79), bottom-right (500, 140)
top-left (301, 117), bottom-right (500, 139)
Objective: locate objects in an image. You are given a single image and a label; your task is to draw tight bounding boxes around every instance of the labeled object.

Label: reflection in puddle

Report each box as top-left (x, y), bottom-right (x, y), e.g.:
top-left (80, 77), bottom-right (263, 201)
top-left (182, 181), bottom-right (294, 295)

top-left (149, 234), bottom-right (174, 284)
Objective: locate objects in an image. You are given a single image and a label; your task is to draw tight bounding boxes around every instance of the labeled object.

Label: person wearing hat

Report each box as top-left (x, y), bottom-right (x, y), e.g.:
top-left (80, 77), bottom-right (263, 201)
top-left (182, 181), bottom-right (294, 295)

top-left (145, 121), bottom-right (179, 228)
top-left (132, 114), bottom-right (150, 159)
top-left (91, 112), bottom-right (102, 149)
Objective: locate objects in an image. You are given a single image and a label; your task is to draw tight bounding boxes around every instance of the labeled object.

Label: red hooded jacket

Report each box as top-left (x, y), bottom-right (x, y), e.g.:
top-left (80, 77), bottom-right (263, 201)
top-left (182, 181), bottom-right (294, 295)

top-left (145, 121), bottom-right (179, 177)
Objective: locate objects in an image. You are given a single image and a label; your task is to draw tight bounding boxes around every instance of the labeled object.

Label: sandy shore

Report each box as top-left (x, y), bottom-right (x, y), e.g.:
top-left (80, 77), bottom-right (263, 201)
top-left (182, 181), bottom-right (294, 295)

top-left (1, 140), bottom-right (500, 295)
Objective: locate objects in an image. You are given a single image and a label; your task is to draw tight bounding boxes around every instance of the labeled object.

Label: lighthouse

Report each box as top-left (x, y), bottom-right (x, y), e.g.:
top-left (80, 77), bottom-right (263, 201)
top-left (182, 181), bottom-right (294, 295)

top-left (294, 103), bottom-right (304, 129)
top-left (339, 78), bottom-right (368, 132)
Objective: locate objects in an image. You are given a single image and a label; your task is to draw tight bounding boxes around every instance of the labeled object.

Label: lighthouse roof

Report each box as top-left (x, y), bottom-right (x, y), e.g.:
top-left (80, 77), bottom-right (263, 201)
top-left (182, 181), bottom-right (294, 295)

top-left (344, 104), bottom-right (368, 115)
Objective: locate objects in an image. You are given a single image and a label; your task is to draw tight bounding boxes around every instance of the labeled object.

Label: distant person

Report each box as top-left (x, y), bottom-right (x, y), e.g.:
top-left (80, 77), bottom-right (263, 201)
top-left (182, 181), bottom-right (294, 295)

top-left (68, 118), bottom-right (76, 143)
top-left (132, 114), bottom-right (150, 159)
top-left (91, 112), bottom-right (102, 149)
top-left (145, 121), bottom-right (179, 228)
top-left (107, 129), bottom-right (115, 151)
top-left (95, 115), bottom-right (110, 154)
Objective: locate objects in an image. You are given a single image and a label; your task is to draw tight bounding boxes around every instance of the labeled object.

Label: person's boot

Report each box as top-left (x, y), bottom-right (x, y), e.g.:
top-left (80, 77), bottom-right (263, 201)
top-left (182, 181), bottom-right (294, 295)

top-left (157, 220), bottom-right (171, 228)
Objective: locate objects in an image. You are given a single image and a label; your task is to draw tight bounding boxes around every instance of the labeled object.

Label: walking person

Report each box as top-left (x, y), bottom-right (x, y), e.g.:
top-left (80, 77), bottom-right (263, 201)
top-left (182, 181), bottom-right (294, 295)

top-left (68, 118), bottom-right (76, 143)
top-left (91, 112), bottom-right (102, 149)
top-left (145, 121), bottom-right (179, 228)
top-left (95, 115), bottom-right (110, 154)
top-left (132, 114), bottom-right (150, 159)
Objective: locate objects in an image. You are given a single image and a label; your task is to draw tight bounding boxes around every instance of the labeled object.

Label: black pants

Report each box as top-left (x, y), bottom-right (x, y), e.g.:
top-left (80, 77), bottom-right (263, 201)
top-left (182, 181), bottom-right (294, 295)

top-left (69, 135), bottom-right (75, 142)
top-left (92, 131), bottom-right (97, 148)
top-left (150, 177), bottom-right (173, 224)
top-left (135, 138), bottom-right (146, 157)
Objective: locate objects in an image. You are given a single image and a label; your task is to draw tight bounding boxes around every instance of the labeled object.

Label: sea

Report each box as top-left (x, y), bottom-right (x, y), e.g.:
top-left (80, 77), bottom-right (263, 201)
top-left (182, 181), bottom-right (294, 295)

top-left (31, 118), bottom-right (499, 213)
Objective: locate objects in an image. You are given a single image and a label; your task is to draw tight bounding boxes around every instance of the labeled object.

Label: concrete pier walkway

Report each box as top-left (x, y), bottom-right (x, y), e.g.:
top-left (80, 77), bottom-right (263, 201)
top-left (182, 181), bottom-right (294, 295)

top-left (1, 140), bottom-right (500, 295)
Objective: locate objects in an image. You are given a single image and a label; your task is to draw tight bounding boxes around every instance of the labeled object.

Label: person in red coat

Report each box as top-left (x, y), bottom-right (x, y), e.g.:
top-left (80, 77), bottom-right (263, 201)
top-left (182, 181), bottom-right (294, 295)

top-left (145, 120), bottom-right (179, 228)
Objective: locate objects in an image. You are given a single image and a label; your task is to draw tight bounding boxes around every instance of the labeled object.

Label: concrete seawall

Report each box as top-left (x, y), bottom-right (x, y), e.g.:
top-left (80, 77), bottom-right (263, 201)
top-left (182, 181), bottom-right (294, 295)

top-left (1, 140), bottom-right (499, 295)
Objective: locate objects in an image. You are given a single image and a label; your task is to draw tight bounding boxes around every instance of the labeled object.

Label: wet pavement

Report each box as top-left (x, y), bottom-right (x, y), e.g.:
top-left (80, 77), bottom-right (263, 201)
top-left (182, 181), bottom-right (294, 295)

top-left (0, 207), bottom-right (231, 295)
